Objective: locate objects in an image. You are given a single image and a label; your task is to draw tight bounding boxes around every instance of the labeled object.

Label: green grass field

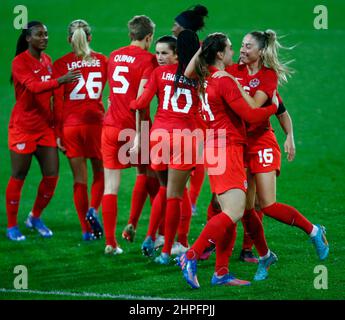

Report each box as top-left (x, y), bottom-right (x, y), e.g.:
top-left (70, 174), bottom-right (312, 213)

top-left (0, 0), bottom-right (344, 301)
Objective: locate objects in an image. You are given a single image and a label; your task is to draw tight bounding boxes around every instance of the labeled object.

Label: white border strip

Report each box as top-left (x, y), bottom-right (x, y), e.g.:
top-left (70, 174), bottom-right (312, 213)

top-left (0, 288), bottom-right (186, 300)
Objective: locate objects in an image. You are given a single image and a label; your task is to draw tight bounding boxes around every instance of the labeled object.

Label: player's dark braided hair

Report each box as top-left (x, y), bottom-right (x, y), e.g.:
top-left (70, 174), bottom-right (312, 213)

top-left (195, 32), bottom-right (228, 97)
top-left (174, 29), bottom-right (200, 92)
top-left (10, 21), bottom-right (44, 84)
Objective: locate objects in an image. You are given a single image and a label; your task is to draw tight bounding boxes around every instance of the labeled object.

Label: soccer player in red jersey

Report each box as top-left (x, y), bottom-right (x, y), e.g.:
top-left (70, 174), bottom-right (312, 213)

top-left (177, 33), bottom-right (279, 288)
top-left (53, 20), bottom-right (107, 241)
top-left (6, 21), bottom-right (80, 241)
top-left (219, 30), bottom-right (329, 265)
top-left (131, 30), bottom-right (201, 264)
top-left (102, 15), bottom-right (156, 255)
top-left (172, 4), bottom-right (209, 216)
top-left (128, 35), bottom-right (178, 252)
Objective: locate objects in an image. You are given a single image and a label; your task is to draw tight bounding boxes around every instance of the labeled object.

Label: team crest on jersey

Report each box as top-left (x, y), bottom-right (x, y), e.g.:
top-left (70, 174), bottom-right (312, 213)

top-left (249, 78), bottom-right (260, 88)
top-left (16, 143), bottom-right (26, 151)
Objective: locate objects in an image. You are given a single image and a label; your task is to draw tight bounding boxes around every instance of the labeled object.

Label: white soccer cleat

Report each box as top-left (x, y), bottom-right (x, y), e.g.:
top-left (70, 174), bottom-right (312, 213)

top-left (104, 245), bottom-right (123, 255)
top-left (171, 242), bottom-right (189, 256)
top-left (154, 235), bottom-right (165, 249)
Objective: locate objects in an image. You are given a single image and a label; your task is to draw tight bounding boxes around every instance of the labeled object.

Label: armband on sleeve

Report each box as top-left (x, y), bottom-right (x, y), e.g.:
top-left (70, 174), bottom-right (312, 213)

top-left (276, 101), bottom-right (287, 115)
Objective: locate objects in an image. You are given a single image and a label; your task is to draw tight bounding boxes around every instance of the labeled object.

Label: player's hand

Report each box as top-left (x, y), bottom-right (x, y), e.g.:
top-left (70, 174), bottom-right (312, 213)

top-left (212, 70), bottom-right (235, 80)
top-left (56, 137), bottom-right (66, 153)
top-left (284, 134), bottom-right (296, 161)
top-left (58, 70), bottom-right (81, 84)
top-left (272, 90), bottom-right (279, 110)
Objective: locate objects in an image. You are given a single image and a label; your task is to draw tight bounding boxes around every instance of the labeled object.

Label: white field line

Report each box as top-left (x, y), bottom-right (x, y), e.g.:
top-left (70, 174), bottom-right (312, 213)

top-left (0, 288), bottom-right (186, 300)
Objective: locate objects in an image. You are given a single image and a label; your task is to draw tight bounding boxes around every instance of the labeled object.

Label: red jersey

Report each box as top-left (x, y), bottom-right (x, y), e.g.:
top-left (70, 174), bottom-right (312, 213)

top-left (10, 50), bottom-right (60, 133)
top-left (104, 45), bottom-right (157, 129)
top-left (53, 51), bottom-right (107, 135)
top-left (201, 66), bottom-right (277, 146)
top-left (130, 64), bottom-right (199, 132)
top-left (226, 64), bottom-right (278, 136)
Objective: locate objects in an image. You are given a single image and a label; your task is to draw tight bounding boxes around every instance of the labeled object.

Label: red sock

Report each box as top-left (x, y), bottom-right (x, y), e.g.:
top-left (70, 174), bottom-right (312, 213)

top-left (241, 221), bottom-right (254, 251)
top-left (128, 174), bottom-right (147, 228)
top-left (241, 209), bottom-right (268, 256)
top-left (177, 188), bottom-right (192, 247)
top-left (162, 197), bottom-right (182, 254)
top-left (90, 171), bottom-right (104, 211)
top-left (257, 210), bottom-right (264, 220)
top-left (6, 177), bottom-right (25, 228)
top-left (189, 164), bottom-right (205, 206)
top-left (147, 186), bottom-right (166, 239)
top-left (73, 183), bottom-right (91, 233)
top-left (262, 202), bottom-right (313, 234)
top-left (207, 200), bottom-right (222, 221)
top-left (32, 176), bottom-right (58, 218)
top-left (242, 209), bottom-right (264, 250)
top-left (146, 176), bottom-right (160, 204)
top-left (102, 194), bottom-right (118, 247)
top-left (158, 212), bottom-right (165, 236)
top-left (187, 212), bottom-right (234, 260)
top-left (215, 224), bottom-right (237, 276)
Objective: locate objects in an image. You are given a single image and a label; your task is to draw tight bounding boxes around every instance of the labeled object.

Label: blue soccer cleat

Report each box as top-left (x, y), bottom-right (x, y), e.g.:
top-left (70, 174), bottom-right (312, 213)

top-left (254, 251), bottom-right (278, 281)
top-left (176, 253), bottom-right (200, 289)
top-left (311, 225), bottom-right (329, 261)
top-left (82, 232), bottom-right (97, 241)
top-left (141, 236), bottom-right (155, 257)
top-left (25, 213), bottom-right (53, 238)
top-left (154, 252), bottom-right (170, 265)
top-left (211, 273), bottom-right (251, 286)
top-left (85, 208), bottom-right (103, 239)
top-left (7, 226), bottom-right (26, 241)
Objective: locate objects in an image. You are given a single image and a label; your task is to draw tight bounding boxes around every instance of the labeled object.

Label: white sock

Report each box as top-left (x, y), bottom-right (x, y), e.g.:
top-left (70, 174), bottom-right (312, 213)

top-left (259, 249), bottom-right (271, 260)
top-left (310, 225), bottom-right (319, 238)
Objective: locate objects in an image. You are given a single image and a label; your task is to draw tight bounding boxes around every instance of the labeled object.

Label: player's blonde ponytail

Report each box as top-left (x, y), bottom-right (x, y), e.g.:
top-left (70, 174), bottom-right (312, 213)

top-left (251, 29), bottom-right (293, 84)
top-left (68, 19), bottom-right (92, 61)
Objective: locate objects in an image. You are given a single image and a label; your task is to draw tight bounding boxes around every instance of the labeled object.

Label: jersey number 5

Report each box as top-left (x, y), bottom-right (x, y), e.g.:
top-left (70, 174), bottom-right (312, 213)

top-left (112, 66), bottom-right (129, 94)
top-left (70, 72), bottom-right (103, 100)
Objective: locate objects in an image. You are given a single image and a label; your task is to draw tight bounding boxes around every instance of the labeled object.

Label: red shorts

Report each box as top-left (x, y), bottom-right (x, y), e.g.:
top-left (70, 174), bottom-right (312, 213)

top-left (246, 130), bottom-right (281, 176)
top-left (207, 144), bottom-right (247, 194)
top-left (8, 126), bottom-right (57, 154)
top-left (63, 124), bottom-right (102, 159)
top-left (150, 129), bottom-right (197, 171)
top-left (101, 126), bottom-right (133, 170)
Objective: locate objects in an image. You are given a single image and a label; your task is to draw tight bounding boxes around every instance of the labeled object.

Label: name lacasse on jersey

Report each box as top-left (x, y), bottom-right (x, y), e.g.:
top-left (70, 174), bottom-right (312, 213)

top-left (67, 59), bottom-right (102, 70)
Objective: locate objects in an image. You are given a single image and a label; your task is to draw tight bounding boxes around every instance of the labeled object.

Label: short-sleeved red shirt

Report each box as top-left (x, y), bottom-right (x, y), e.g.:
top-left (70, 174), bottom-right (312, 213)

top-left (104, 45), bottom-right (157, 130)
top-left (53, 51), bottom-right (107, 135)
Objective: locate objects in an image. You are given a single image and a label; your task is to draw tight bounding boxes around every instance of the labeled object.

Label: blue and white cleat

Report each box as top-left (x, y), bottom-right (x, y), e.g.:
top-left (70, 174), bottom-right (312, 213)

top-left (141, 236), bottom-right (155, 257)
top-left (7, 226), bottom-right (26, 241)
top-left (86, 208), bottom-right (103, 239)
top-left (254, 251), bottom-right (278, 281)
top-left (176, 253), bottom-right (200, 289)
top-left (25, 213), bottom-right (53, 238)
top-left (82, 232), bottom-right (97, 241)
top-left (311, 225), bottom-right (329, 261)
top-left (211, 273), bottom-right (251, 286)
top-left (154, 252), bottom-right (170, 265)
